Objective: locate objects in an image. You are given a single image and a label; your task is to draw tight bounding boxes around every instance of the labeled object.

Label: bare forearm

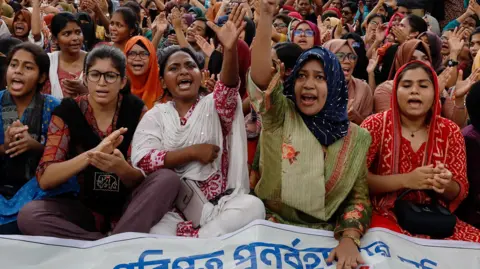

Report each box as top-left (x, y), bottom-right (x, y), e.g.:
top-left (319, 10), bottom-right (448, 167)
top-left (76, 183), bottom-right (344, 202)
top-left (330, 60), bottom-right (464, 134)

top-left (174, 26), bottom-right (190, 48)
top-left (95, 6), bottom-right (111, 32)
top-left (220, 46), bottom-right (239, 87)
top-left (367, 172), bottom-right (406, 195)
top-left (39, 152), bottom-right (90, 190)
top-left (440, 180), bottom-right (460, 202)
top-left (163, 147), bottom-right (196, 169)
top-left (251, 12), bottom-right (273, 89)
top-left (368, 72), bottom-right (376, 91)
top-left (31, 0), bottom-right (41, 40)
top-left (118, 164), bottom-right (144, 188)
top-left (443, 96), bottom-right (468, 128)
top-left (152, 29), bottom-right (165, 48)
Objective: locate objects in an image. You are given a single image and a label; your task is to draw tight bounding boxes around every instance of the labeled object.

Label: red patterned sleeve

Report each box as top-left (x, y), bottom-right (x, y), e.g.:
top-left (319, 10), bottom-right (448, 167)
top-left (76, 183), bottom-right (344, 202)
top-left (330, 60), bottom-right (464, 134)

top-left (36, 115), bottom-right (71, 180)
top-left (135, 149), bottom-right (168, 175)
top-left (213, 80), bottom-right (240, 136)
top-left (444, 121), bottom-right (469, 212)
top-left (360, 113), bottom-right (383, 169)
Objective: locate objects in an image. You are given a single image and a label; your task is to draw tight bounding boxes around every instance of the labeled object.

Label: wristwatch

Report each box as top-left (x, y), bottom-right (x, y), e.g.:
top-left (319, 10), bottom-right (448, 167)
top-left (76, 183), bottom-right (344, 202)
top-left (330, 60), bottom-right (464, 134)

top-left (342, 235), bottom-right (361, 248)
top-left (447, 59), bottom-right (459, 67)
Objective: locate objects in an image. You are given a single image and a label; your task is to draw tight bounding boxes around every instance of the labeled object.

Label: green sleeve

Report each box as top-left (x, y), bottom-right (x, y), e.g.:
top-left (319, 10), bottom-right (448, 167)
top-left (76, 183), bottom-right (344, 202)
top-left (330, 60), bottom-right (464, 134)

top-left (247, 70), bottom-right (288, 129)
top-left (333, 165), bottom-right (372, 239)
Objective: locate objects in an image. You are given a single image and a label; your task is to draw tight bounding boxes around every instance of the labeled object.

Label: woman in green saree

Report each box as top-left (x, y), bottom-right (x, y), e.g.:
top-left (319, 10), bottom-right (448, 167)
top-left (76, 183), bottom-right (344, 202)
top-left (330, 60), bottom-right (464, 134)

top-left (249, 0), bottom-right (372, 268)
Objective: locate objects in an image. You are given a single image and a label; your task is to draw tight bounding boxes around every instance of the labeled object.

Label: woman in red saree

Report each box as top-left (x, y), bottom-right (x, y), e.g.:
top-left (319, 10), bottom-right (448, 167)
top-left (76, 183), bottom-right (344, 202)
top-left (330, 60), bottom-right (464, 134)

top-left (361, 60), bottom-right (480, 243)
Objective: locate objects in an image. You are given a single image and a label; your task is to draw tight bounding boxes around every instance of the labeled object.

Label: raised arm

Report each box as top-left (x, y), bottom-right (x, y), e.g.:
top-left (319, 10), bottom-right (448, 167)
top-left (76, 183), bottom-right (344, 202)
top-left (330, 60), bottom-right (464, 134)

top-left (31, 0), bottom-right (42, 42)
top-left (250, 0), bottom-right (276, 90)
top-left (171, 8), bottom-right (190, 48)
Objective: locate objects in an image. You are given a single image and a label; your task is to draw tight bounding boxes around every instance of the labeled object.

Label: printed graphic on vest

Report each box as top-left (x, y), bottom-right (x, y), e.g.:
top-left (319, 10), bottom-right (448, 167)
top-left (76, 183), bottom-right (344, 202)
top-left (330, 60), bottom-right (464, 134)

top-left (94, 172), bottom-right (120, 192)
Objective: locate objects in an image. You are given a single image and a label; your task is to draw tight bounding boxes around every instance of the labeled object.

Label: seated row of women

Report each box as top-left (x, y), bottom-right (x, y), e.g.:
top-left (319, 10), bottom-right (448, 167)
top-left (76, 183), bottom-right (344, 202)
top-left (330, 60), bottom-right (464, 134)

top-left (0, 14), bottom-right (479, 269)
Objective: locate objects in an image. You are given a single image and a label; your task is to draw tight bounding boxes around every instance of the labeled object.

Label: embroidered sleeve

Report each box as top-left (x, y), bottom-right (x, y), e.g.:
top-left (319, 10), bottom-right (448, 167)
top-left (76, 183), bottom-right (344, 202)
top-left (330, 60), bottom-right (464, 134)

top-left (36, 115), bottom-right (71, 180)
top-left (213, 80), bottom-right (240, 135)
top-left (247, 68), bottom-right (287, 129)
top-left (135, 149), bottom-right (168, 175)
top-left (444, 122), bottom-right (469, 212)
top-left (334, 166), bottom-right (372, 238)
top-left (360, 113), bottom-right (383, 169)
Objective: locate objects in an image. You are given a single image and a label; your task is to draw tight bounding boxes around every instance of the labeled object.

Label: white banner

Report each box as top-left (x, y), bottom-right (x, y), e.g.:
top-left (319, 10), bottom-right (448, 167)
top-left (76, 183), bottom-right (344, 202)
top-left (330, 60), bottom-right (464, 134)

top-left (0, 220), bottom-right (479, 268)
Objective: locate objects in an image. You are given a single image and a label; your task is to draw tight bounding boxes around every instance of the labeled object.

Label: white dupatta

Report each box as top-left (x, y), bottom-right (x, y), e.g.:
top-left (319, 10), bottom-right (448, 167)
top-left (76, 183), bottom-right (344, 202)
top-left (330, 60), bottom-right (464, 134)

top-left (48, 52), bottom-right (83, 99)
top-left (132, 92), bottom-right (249, 226)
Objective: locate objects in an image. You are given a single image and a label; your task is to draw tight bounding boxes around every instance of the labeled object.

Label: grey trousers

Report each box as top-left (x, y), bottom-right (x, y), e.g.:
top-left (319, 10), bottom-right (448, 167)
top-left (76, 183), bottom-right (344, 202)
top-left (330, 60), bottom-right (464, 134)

top-left (17, 169), bottom-right (180, 241)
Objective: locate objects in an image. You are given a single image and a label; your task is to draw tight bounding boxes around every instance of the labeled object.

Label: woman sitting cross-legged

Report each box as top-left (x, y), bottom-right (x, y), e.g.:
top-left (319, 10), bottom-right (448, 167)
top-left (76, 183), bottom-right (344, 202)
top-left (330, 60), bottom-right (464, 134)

top-left (0, 43), bottom-right (77, 234)
top-left (17, 46), bottom-right (180, 240)
top-left (131, 20), bottom-right (265, 238)
top-left (361, 60), bottom-right (480, 243)
top-left (247, 1), bottom-right (373, 268)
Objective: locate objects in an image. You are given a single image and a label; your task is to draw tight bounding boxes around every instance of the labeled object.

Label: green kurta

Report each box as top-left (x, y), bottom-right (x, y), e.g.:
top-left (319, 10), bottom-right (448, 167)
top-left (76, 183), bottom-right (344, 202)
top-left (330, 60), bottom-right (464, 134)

top-left (248, 71), bottom-right (372, 238)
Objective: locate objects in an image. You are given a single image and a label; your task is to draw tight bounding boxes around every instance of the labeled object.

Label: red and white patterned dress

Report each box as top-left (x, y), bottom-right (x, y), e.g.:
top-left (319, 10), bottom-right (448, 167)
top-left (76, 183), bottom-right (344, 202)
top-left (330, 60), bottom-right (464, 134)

top-left (362, 112), bottom-right (480, 243)
top-left (135, 81), bottom-right (239, 237)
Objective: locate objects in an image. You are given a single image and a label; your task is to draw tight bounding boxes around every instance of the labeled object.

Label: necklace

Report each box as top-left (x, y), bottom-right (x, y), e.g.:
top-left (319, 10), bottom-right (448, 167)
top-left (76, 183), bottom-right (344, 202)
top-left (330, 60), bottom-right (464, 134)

top-left (403, 125), bottom-right (426, 138)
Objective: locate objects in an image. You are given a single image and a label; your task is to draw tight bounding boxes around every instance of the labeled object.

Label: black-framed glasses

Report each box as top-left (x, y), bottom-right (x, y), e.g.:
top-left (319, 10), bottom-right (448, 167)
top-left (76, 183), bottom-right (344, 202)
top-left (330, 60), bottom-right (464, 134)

top-left (335, 52), bottom-right (358, 62)
top-left (273, 22), bottom-right (287, 28)
top-left (87, 71), bottom-right (121, 84)
top-left (293, 29), bottom-right (314, 37)
top-left (127, 50), bottom-right (150, 60)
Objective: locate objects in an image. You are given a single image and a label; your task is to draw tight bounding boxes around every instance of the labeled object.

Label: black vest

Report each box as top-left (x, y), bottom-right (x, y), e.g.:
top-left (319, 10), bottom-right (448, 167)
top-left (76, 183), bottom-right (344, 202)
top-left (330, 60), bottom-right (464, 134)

top-left (52, 94), bottom-right (144, 216)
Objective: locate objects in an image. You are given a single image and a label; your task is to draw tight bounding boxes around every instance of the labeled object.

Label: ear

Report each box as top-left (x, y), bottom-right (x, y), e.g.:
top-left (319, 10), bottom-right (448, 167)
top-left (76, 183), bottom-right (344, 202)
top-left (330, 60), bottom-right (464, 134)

top-left (161, 77), bottom-right (166, 89)
top-left (38, 73), bottom-right (47, 85)
top-left (120, 76), bottom-right (128, 89)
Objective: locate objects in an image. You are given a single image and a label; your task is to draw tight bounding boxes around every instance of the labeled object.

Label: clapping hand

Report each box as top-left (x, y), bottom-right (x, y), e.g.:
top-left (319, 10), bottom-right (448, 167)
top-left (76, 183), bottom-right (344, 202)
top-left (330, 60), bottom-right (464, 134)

top-left (4, 120), bottom-right (41, 157)
top-left (448, 27), bottom-right (466, 56)
top-left (453, 68), bottom-right (480, 99)
top-left (62, 74), bottom-right (87, 97)
top-left (367, 49), bottom-right (379, 74)
top-left (202, 70), bottom-right (216, 92)
top-left (91, 127), bottom-right (127, 155)
top-left (430, 163), bottom-right (453, 194)
top-left (87, 149), bottom-right (127, 175)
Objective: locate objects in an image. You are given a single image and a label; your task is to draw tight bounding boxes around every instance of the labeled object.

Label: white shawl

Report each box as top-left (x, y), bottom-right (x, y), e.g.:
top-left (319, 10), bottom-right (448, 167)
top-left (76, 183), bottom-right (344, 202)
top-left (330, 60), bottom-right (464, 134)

top-left (48, 52), bottom-right (84, 100)
top-left (131, 93), bottom-right (249, 225)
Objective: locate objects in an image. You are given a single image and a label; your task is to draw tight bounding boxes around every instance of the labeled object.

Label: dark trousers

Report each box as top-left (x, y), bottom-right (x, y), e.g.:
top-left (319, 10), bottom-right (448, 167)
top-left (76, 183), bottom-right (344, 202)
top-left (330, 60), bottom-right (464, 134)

top-left (0, 221), bottom-right (21, 235)
top-left (17, 169), bottom-right (180, 241)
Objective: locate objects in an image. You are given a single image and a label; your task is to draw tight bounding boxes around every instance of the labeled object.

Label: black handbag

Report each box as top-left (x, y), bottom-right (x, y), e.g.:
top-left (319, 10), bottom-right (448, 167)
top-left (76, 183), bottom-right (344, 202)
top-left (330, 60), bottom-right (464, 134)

top-left (394, 189), bottom-right (457, 239)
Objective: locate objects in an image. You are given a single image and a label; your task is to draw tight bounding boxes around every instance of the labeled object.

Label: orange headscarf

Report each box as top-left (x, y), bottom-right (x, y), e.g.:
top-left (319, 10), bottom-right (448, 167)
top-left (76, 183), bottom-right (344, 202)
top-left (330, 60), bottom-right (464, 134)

top-left (125, 36), bottom-right (164, 109)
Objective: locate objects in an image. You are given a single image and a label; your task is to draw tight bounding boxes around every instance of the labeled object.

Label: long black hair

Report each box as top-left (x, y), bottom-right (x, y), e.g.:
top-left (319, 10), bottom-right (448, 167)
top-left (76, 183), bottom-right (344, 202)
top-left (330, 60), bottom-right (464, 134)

top-left (112, 7), bottom-right (140, 38)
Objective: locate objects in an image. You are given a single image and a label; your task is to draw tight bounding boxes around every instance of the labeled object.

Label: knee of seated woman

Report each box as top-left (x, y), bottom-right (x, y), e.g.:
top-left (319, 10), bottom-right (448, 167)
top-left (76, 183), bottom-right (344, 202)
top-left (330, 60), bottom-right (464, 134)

top-left (144, 169), bottom-right (181, 191)
top-left (236, 194), bottom-right (266, 220)
top-left (17, 200), bottom-right (44, 234)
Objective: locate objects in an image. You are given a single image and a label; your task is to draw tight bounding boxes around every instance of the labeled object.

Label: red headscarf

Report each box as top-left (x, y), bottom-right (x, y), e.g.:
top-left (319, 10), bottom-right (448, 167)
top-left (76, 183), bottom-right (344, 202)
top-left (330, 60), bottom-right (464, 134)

top-left (13, 9), bottom-right (32, 39)
top-left (390, 61), bottom-right (441, 173)
top-left (323, 7), bottom-right (342, 19)
top-left (386, 12), bottom-right (405, 37)
top-left (237, 39), bottom-right (251, 99)
top-left (291, 20), bottom-right (321, 47)
top-left (287, 11), bottom-right (303, 20)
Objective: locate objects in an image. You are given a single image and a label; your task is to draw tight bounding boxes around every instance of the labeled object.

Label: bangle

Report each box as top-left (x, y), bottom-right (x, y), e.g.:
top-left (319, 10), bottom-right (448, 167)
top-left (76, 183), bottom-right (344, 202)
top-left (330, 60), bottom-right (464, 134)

top-left (341, 235), bottom-right (361, 248)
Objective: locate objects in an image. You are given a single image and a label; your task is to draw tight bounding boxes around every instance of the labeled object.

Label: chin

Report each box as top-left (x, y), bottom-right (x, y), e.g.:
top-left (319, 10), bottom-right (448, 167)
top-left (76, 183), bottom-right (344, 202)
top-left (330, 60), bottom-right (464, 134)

top-left (297, 104), bottom-right (323, 116)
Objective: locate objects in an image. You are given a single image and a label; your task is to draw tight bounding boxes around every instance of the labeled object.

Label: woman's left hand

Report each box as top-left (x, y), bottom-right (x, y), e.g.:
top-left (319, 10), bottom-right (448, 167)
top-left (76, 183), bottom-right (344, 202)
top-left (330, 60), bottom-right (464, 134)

top-left (430, 163), bottom-right (453, 194)
top-left (62, 76), bottom-right (87, 96)
top-left (207, 13), bottom-right (246, 50)
top-left (327, 237), bottom-right (365, 269)
top-left (5, 129), bottom-right (41, 157)
top-left (87, 149), bottom-right (128, 175)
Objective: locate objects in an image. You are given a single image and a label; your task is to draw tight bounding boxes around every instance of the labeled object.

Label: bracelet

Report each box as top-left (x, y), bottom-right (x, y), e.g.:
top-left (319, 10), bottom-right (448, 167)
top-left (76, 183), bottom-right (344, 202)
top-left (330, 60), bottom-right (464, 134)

top-left (341, 235), bottom-right (361, 248)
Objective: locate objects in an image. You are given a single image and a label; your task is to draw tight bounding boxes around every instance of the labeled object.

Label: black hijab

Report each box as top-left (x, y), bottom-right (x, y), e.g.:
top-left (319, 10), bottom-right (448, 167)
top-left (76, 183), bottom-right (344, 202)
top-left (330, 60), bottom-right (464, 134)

top-left (76, 12), bottom-right (97, 51)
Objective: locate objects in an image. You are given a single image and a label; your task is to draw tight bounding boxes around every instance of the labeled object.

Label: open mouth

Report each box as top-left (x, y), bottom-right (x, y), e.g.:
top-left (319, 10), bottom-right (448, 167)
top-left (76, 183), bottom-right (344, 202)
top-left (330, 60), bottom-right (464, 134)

top-left (14, 25), bottom-right (25, 34)
top-left (342, 67), bottom-right (351, 76)
top-left (300, 93), bottom-right (317, 106)
top-left (407, 98), bottom-right (423, 108)
top-left (132, 63), bottom-right (144, 71)
top-left (178, 78), bottom-right (192, 90)
top-left (10, 78), bottom-right (24, 91)
top-left (186, 31), bottom-right (195, 40)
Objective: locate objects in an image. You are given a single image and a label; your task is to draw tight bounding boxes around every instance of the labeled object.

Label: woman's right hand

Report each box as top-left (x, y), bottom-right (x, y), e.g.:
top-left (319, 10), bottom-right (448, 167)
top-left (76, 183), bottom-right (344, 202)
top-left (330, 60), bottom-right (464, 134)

top-left (91, 127), bottom-right (127, 154)
top-left (189, 143), bottom-right (220, 164)
top-left (403, 164), bottom-right (435, 190)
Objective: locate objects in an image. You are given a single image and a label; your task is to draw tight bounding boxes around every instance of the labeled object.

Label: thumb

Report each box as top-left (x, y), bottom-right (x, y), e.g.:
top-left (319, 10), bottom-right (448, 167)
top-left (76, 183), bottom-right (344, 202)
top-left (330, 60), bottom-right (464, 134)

top-left (326, 249), bottom-right (336, 263)
top-left (457, 69), bottom-right (464, 83)
top-left (113, 149), bottom-right (123, 158)
top-left (210, 38), bottom-right (215, 46)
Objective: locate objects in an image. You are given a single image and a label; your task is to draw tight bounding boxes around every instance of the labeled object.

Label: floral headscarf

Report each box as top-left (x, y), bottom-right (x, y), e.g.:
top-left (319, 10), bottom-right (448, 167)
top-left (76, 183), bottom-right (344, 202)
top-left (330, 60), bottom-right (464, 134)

top-left (283, 46), bottom-right (349, 146)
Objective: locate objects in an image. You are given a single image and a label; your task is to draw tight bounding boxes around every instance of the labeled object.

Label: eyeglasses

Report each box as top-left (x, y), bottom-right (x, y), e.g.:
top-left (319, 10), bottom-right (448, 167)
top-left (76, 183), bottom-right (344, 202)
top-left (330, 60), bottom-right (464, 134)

top-left (87, 71), bottom-right (121, 84)
top-left (127, 51), bottom-right (150, 60)
top-left (273, 22), bottom-right (287, 28)
top-left (335, 52), bottom-right (358, 62)
top-left (293, 29), bottom-right (314, 37)
top-left (369, 21), bottom-right (379, 26)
